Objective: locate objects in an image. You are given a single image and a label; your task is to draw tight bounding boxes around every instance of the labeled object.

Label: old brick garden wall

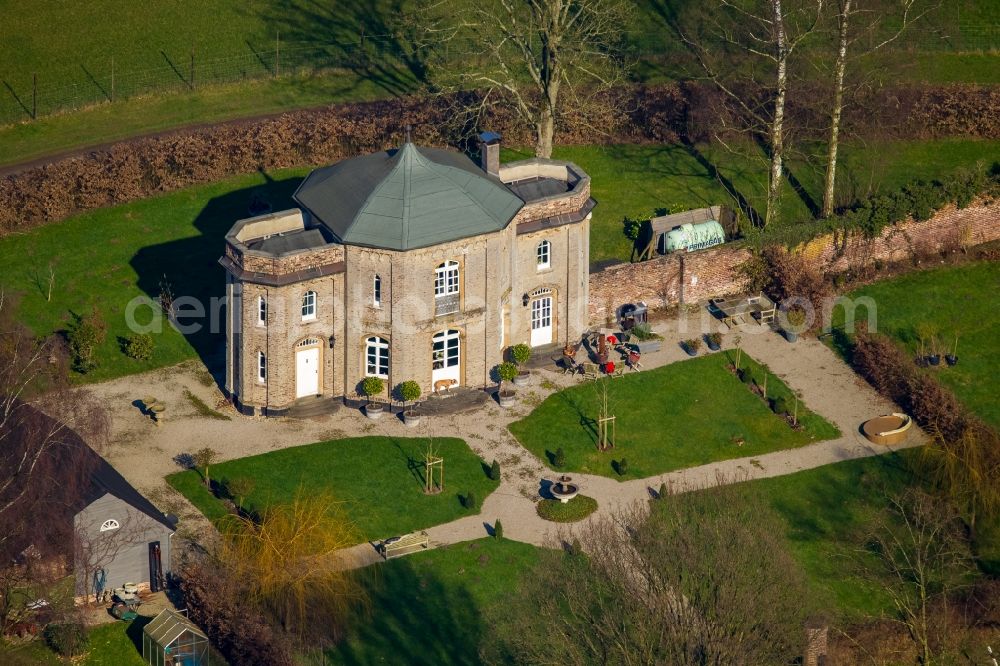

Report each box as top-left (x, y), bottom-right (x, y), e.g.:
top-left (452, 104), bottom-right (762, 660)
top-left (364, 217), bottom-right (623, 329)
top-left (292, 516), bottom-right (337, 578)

top-left (587, 198), bottom-right (1000, 324)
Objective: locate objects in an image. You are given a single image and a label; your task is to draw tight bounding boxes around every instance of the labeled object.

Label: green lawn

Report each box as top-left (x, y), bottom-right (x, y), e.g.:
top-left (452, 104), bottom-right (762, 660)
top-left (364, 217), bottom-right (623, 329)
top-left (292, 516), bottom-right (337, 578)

top-left (508, 352), bottom-right (840, 480)
top-left (1, 139), bottom-right (997, 384)
top-left (829, 261), bottom-right (1000, 429)
top-left (328, 538), bottom-right (541, 665)
top-left (3, 620), bottom-right (147, 665)
top-left (167, 437), bottom-right (499, 542)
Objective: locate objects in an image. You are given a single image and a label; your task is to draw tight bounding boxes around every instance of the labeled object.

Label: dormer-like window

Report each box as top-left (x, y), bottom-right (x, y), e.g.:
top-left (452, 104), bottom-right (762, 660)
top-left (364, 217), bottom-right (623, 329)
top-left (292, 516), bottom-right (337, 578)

top-left (100, 519), bottom-right (120, 532)
top-left (373, 275), bottom-right (382, 308)
top-left (301, 291), bottom-right (317, 320)
top-left (536, 240), bottom-right (551, 270)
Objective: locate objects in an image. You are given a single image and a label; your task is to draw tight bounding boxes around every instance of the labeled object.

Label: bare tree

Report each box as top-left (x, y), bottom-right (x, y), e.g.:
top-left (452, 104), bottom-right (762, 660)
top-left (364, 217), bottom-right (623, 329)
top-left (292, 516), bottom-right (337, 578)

top-left (821, 0), bottom-right (932, 217)
top-left (412, 0), bottom-right (633, 157)
top-left (485, 486), bottom-right (812, 664)
top-left (216, 490), bottom-right (363, 642)
top-left (193, 447), bottom-right (219, 489)
top-left (864, 489), bottom-right (973, 665)
top-left (679, 0), bottom-right (824, 226)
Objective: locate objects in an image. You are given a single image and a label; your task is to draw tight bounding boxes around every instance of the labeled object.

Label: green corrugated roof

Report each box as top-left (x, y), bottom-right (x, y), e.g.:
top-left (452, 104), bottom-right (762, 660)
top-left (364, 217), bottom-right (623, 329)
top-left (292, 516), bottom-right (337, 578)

top-left (293, 143), bottom-right (524, 251)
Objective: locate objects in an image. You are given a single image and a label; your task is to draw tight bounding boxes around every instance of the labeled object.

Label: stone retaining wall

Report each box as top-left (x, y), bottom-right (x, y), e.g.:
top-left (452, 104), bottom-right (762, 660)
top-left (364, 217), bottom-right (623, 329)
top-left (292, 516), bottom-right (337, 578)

top-left (588, 198), bottom-right (1000, 324)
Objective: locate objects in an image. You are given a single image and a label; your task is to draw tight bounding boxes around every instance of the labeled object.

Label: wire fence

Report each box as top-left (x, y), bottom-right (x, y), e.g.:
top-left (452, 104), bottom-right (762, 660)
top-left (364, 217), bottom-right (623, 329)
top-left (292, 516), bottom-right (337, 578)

top-left (3, 24), bottom-right (998, 126)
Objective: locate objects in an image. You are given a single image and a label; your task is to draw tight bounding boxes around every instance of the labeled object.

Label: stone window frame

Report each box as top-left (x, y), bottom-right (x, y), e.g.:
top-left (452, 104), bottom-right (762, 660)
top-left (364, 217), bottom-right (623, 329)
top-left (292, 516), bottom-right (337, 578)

top-left (257, 295), bottom-right (267, 326)
top-left (257, 351), bottom-right (267, 383)
top-left (373, 274), bottom-right (382, 309)
top-left (431, 328), bottom-right (461, 371)
top-left (99, 519), bottom-right (120, 532)
top-left (365, 335), bottom-right (390, 378)
top-left (434, 260), bottom-right (460, 297)
top-left (301, 290), bottom-right (317, 321)
top-left (536, 239), bottom-right (551, 270)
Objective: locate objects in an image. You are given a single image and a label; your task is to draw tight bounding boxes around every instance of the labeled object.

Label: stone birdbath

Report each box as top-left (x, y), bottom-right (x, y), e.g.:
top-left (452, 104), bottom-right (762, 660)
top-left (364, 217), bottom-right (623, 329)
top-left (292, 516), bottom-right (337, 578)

top-left (550, 475), bottom-right (580, 504)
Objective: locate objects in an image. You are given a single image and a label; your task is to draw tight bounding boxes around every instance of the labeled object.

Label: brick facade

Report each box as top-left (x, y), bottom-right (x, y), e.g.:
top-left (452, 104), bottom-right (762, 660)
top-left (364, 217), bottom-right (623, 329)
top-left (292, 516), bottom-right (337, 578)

top-left (588, 199), bottom-right (1000, 323)
top-left (224, 157), bottom-right (592, 414)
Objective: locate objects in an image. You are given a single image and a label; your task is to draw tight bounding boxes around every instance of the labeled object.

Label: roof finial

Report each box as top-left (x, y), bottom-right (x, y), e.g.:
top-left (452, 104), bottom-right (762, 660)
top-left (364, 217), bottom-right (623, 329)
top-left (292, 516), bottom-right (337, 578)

top-left (404, 124), bottom-right (412, 144)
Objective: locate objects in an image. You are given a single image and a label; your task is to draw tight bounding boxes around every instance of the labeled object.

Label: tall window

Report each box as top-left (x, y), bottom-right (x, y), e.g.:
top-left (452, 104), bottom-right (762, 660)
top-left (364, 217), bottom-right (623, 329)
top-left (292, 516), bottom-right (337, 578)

top-left (257, 351), bottom-right (267, 382)
top-left (257, 296), bottom-right (267, 325)
top-left (373, 275), bottom-right (382, 308)
top-left (366, 336), bottom-right (390, 378)
top-left (536, 240), bottom-right (551, 270)
top-left (432, 329), bottom-right (460, 371)
top-left (434, 261), bottom-right (460, 297)
top-left (301, 291), bottom-right (317, 320)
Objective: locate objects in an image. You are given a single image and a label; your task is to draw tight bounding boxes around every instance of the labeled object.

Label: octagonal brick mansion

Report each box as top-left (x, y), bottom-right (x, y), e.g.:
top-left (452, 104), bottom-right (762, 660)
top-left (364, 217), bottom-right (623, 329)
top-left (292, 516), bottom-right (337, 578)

top-left (221, 135), bottom-right (594, 415)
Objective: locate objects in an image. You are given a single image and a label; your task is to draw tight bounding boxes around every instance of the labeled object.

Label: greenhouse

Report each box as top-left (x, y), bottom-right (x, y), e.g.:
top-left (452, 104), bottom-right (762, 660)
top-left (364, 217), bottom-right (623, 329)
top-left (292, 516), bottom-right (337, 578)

top-left (142, 608), bottom-right (210, 666)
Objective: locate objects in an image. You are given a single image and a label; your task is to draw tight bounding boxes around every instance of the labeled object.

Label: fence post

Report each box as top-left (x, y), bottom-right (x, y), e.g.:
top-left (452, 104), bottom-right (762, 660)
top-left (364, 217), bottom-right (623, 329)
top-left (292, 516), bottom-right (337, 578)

top-left (32, 73), bottom-right (37, 119)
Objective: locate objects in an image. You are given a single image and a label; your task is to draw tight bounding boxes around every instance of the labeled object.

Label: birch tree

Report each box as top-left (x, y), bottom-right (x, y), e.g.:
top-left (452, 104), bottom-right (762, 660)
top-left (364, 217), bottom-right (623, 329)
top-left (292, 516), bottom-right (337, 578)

top-left (680, 0), bottom-right (824, 226)
top-left (412, 0), bottom-right (633, 158)
top-left (821, 0), bottom-right (930, 217)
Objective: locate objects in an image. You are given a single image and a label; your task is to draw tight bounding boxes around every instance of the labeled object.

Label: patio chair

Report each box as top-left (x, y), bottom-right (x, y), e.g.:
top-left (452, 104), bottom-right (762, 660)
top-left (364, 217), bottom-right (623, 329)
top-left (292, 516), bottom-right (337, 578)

top-left (581, 363), bottom-right (600, 380)
top-left (626, 351), bottom-right (643, 371)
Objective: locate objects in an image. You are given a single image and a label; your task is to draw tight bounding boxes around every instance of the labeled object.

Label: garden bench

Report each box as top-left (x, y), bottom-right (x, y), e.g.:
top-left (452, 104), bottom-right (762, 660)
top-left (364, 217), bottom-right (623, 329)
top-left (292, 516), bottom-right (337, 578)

top-left (381, 531), bottom-right (430, 559)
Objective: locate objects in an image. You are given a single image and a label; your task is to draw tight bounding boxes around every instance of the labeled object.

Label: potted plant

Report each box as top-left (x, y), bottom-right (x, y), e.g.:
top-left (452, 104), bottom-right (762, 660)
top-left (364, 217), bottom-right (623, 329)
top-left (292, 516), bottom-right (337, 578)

top-left (631, 322), bottom-right (662, 354)
top-left (494, 362), bottom-right (518, 408)
top-left (683, 338), bottom-right (701, 356)
top-left (361, 376), bottom-right (385, 419)
top-left (945, 332), bottom-right (959, 366)
top-left (705, 331), bottom-right (722, 351)
top-left (784, 308), bottom-right (806, 343)
top-left (395, 380), bottom-right (422, 427)
top-left (510, 343), bottom-right (532, 387)
top-left (915, 322), bottom-right (937, 366)
top-left (927, 334), bottom-right (941, 366)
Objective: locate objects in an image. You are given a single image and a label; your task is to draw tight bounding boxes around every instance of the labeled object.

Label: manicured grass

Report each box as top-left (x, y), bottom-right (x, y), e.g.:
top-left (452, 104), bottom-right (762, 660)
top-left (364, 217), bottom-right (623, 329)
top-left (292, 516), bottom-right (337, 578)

top-left (536, 495), bottom-right (598, 523)
top-left (508, 352), bottom-right (841, 480)
top-left (0, 168), bottom-right (308, 383)
top-left (167, 437), bottom-right (499, 542)
top-left (829, 261), bottom-right (1000, 429)
top-left (2, 139), bottom-right (996, 385)
top-left (328, 538), bottom-right (542, 665)
top-left (3, 619), bottom-right (148, 665)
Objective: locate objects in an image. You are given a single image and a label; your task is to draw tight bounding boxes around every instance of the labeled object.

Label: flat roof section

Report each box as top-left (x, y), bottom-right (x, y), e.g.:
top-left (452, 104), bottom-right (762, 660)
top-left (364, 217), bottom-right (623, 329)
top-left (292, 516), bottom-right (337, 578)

top-left (506, 176), bottom-right (572, 203)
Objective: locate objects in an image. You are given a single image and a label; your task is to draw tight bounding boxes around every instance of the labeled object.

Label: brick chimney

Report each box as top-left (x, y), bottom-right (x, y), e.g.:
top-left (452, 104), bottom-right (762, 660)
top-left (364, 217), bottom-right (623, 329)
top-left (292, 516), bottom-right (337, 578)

top-left (478, 131), bottom-right (501, 177)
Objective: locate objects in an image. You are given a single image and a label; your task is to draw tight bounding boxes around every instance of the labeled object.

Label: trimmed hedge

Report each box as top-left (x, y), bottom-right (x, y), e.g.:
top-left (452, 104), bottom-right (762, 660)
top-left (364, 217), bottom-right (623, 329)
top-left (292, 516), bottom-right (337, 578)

top-left (537, 495), bottom-right (598, 523)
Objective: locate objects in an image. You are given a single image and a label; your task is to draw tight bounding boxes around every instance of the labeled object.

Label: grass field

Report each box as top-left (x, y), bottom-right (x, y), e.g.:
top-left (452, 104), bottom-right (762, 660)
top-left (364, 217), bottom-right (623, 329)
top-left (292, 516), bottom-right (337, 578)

top-left (0, 140), bottom-right (996, 385)
top-left (3, 619), bottom-right (148, 665)
top-left (167, 436), bottom-right (499, 542)
top-left (328, 538), bottom-right (541, 665)
top-left (830, 261), bottom-right (1000, 429)
top-left (509, 352), bottom-right (840, 480)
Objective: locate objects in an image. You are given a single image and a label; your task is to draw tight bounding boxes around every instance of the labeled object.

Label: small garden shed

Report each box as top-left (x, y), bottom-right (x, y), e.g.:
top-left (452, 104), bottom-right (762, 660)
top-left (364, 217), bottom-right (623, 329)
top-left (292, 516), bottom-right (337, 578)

top-left (142, 608), bottom-right (210, 666)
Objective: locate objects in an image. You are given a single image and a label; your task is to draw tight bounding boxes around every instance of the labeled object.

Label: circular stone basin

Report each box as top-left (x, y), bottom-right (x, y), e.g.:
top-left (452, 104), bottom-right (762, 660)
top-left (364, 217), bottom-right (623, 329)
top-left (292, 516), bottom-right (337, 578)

top-left (550, 475), bottom-right (580, 504)
top-left (862, 413), bottom-right (913, 445)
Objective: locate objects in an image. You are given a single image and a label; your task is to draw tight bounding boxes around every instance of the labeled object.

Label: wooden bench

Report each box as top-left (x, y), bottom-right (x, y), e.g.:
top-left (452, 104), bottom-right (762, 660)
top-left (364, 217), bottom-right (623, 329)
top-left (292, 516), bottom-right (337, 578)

top-left (381, 531), bottom-right (430, 559)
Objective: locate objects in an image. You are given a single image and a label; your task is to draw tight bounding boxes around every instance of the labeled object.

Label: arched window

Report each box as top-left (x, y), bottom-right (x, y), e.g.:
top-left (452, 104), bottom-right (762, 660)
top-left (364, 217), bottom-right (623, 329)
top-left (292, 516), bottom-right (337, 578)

top-left (365, 336), bottom-right (390, 378)
top-left (301, 291), bottom-right (317, 320)
top-left (536, 240), bottom-right (551, 269)
top-left (257, 296), bottom-right (267, 325)
top-left (100, 519), bottom-right (120, 532)
top-left (434, 261), bottom-right (460, 297)
top-left (373, 275), bottom-right (382, 308)
top-left (257, 351), bottom-right (267, 382)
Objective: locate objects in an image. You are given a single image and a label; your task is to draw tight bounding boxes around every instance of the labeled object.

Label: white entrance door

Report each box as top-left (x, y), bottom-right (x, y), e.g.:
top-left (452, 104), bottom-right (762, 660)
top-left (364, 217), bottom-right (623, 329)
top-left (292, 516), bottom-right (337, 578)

top-left (432, 329), bottom-right (461, 387)
top-left (530, 296), bottom-right (553, 347)
top-left (295, 346), bottom-right (320, 398)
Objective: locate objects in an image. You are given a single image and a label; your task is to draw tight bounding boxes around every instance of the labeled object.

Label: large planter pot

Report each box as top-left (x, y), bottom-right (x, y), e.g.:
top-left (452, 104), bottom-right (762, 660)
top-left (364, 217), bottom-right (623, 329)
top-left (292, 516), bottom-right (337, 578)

top-left (513, 370), bottom-right (531, 387)
top-left (497, 389), bottom-right (517, 408)
top-left (945, 354), bottom-right (958, 366)
top-left (784, 330), bottom-right (798, 343)
top-left (403, 410), bottom-right (421, 427)
top-left (928, 354), bottom-right (941, 366)
top-left (365, 402), bottom-right (384, 420)
top-left (636, 340), bottom-right (661, 354)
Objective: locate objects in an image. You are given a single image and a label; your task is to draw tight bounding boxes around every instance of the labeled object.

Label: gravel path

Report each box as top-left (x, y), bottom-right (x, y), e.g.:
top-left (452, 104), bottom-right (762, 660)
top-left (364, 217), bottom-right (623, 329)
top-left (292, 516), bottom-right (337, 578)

top-left (83, 312), bottom-right (923, 567)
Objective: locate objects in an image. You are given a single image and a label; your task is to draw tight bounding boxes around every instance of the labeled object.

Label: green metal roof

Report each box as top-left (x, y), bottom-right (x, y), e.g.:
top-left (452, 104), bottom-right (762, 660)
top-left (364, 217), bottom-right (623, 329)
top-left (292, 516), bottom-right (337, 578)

top-left (293, 143), bottom-right (524, 251)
